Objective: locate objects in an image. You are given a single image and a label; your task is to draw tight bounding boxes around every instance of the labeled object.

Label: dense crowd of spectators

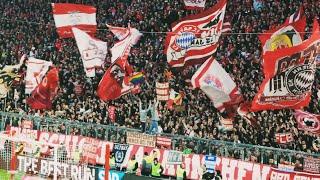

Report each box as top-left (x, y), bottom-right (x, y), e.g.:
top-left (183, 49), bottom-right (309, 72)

top-left (0, 0), bottom-right (320, 166)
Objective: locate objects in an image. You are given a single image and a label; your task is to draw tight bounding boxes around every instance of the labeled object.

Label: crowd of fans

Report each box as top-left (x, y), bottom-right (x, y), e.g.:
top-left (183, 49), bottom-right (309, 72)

top-left (0, 0), bottom-right (320, 167)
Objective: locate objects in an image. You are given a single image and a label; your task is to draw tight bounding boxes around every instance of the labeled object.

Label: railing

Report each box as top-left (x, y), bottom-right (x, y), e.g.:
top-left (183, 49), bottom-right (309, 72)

top-left (1, 112), bottom-right (319, 167)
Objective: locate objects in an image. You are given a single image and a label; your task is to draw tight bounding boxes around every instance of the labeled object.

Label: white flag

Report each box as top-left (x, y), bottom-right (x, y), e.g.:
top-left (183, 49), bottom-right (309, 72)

top-left (25, 58), bottom-right (52, 94)
top-left (110, 26), bottom-right (142, 63)
top-left (191, 56), bottom-right (240, 111)
top-left (72, 28), bottom-right (107, 77)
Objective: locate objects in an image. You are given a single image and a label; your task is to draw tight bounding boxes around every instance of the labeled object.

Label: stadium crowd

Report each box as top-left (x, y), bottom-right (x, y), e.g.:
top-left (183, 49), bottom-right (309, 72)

top-left (0, 0), bottom-right (320, 167)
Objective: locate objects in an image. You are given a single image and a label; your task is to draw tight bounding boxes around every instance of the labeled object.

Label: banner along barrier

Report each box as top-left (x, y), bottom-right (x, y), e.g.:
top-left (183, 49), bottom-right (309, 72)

top-left (5, 127), bottom-right (320, 180)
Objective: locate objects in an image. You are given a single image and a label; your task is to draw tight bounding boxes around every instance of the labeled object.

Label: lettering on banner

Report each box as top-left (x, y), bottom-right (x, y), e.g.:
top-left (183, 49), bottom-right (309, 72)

top-left (37, 131), bottom-right (113, 165)
top-left (126, 132), bottom-right (156, 147)
top-left (16, 156), bottom-right (95, 180)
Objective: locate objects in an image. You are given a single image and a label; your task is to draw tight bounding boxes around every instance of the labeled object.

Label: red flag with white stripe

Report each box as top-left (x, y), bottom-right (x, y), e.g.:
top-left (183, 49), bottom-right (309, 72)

top-left (156, 136), bottom-right (172, 149)
top-left (52, 3), bottom-right (97, 38)
top-left (106, 24), bottom-right (129, 40)
top-left (165, 0), bottom-right (227, 69)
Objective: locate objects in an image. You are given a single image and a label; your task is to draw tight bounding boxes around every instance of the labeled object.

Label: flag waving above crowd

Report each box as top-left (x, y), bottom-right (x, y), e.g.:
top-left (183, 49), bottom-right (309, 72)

top-left (109, 25), bottom-right (142, 63)
top-left (26, 67), bottom-right (59, 110)
top-left (52, 3), bottom-right (97, 38)
top-left (294, 110), bottom-right (320, 134)
top-left (285, 5), bottom-right (303, 24)
top-left (251, 18), bottom-right (320, 111)
top-left (165, 0), bottom-right (226, 69)
top-left (97, 44), bottom-right (134, 101)
top-left (191, 56), bottom-right (242, 115)
top-left (259, 18), bottom-right (306, 55)
top-left (72, 27), bottom-right (107, 77)
top-left (25, 58), bottom-right (52, 94)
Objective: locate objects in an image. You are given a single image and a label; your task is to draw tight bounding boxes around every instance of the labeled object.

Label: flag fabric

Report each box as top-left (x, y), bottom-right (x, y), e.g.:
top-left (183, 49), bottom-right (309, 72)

top-left (259, 18), bottom-right (306, 54)
top-left (106, 24), bottom-right (129, 40)
top-left (156, 82), bottom-right (170, 101)
top-left (284, 5), bottom-right (303, 24)
top-left (1, 54), bottom-right (26, 72)
top-left (26, 67), bottom-right (59, 110)
top-left (97, 44), bottom-right (134, 101)
top-left (0, 55), bottom-right (25, 97)
top-left (220, 117), bottom-right (233, 131)
top-left (156, 136), bottom-right (172, 149)
top-left (182, 0), bottom-right (206, 10)
top-left (110, 26), bottom-right (142, 63)
top-left (129, 72), bottom-right (144, 85)
top-left (191, 56), bottom-right (242, 113)
top-left (165, 0), bottom-right (227, 69)
top-left (25, 58), bottom-right (52, 94)
top-left (237, 101), bottom-right (260, 130)
top-left (72, 28), bottom-right (107, 77)
top-left (251, 18), bottom-right (320, 111)
top-left (0, 70), bottom-right (21, 98)
top-left (294, 110), bottom-right (320, 134)
top-left (52, 3), bottom-right (97, 38)
top-left (221, 22), bottom-right (231, 33)
top-left (167, 89), bottom-right (184, 110)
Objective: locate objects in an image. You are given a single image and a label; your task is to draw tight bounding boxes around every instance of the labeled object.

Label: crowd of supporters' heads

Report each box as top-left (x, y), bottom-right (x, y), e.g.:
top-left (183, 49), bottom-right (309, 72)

top-left (0, 0), bottom-right (320, 163)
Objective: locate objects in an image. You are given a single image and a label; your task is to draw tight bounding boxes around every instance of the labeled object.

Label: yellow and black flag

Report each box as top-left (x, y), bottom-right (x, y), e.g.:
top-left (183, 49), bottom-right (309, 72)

top-left (0, 69), bottom-right (21, 98)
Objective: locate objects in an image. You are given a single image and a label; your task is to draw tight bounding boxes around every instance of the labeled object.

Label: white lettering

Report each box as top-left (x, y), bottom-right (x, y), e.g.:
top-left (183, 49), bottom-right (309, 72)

top-left (221, 157), bottom-right (238, 180)
top-left (237, 161), bottom-right (253, 180)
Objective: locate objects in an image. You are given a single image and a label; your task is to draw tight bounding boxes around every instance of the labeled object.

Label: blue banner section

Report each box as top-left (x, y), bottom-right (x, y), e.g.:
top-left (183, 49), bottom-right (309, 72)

top-left (98, 169), bottom-right (125, 180)
top-left (204, 155), bottom-right (217, 173)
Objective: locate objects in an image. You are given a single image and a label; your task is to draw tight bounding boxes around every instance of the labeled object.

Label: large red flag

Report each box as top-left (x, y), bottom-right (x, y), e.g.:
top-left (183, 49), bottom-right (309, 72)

top-left (251, 18), bottom-right (320, 111)
top-left (97, 44), bottom-right (134, 101)
top-left (259, 17), bottom-right (306, 54)
top-left (294, 110), bottom-right (320, 134)
top-left (165, 0), bottom-right (226, 69)
top-left (26, 67), bottom-right (59, 110)
top-left (52, 3), bottom-right (97, 38)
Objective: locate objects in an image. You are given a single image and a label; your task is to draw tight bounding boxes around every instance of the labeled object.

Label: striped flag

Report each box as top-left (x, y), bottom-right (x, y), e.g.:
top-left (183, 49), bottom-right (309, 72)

top-left (156, 136), bottom-right (172, 149)
top-left (52, 3), bottom-right (97, 38)
top-left (222, 22), bottom-right (231, 33)
top-left (284, 5), bottom-right (303, 24)
top-left (129, 72), bottom-right (144, 85)
top-left (106, 24), bottom-right (129, 40)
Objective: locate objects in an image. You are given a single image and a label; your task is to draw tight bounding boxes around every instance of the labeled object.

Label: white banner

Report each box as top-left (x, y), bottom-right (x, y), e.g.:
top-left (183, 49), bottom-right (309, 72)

top-left (72, 28), bottom-right (107, 77)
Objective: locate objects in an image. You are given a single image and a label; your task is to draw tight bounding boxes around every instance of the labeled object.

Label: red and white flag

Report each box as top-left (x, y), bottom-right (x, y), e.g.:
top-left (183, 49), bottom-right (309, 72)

top-left (97, 44), bottom-right (134, 101)
top-left (221, 22), bottom-right (231, 33)
top-left (182, 0), bottom-right (206, 10)
top-left (167, 89), bottom-right (184, 110)
top-left (237, 101), bottom-right (260, 130)
top-left (156, 82), bottom-right (169, 101)
top-left (109, 26), bottom-right (142, 63)
top-left (259, 17), bottom-right (306, 54)
top-left (25, 58), bottom-right (52, 94)
top-left (284, 5), bottom-right (303, 25)
top-left (156, 136), bottom-right (172, 149)
top-left (106, 24), bottom-right (129, 40)
top-left (191, 56), bottom-right (241, 113)
top-left (251, 18), bottom-right (319, 111)
top-left (72, 28), bottom-right (107, 77)
top-left (26, 67), bottom-right (59, 110)
top-left (294, 110), bottom-right (320, 134)
top-left (165, 0), bottom-right (226, 69)
top-left (52, 3), bottom-right (97, 38)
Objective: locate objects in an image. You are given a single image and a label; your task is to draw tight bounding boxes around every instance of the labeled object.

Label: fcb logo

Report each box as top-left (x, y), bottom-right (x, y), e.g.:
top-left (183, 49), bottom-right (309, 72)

top-left (176, 32), bottom-right (196, 50)
top-left (285, 64), bottom-right (315, 95)
top-left (203, 74), bottom-right (223, 90)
